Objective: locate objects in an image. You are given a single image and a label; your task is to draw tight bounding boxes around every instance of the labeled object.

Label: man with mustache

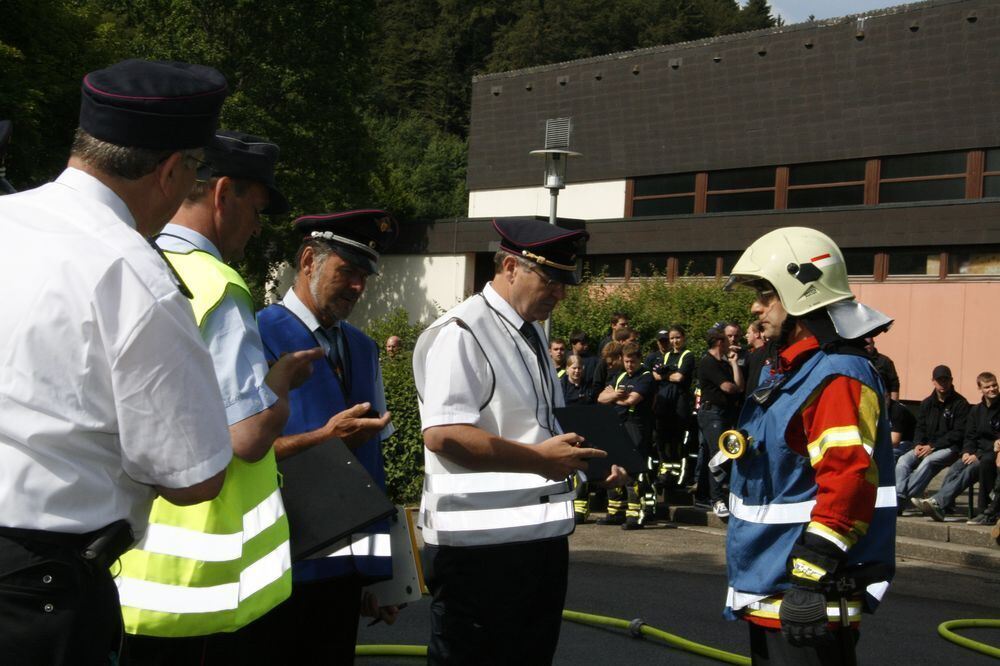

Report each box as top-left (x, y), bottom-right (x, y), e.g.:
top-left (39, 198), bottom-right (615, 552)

top-left (256, 210), bottom-right (399, 664)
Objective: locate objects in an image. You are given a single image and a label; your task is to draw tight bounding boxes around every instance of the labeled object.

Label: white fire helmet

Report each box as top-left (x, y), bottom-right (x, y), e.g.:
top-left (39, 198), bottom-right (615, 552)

top-left (726, 227), bottom-right (892, 340)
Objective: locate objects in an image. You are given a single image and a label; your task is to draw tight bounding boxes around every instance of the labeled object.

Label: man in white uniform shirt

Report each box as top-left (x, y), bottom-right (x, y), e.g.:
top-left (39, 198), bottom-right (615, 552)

top-left (0, 60), bottom-right (234, 664)
top-left (413, 218), bottom-right (623, 665)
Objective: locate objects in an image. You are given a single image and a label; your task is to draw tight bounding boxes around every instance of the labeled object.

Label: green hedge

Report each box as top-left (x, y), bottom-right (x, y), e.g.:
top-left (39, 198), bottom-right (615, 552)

top-left (552, 273), bottom-right (756, 358)
top-left (366, 309), bottom-right (427, 505)
top-left (369, 277), bottom-right (754, 503)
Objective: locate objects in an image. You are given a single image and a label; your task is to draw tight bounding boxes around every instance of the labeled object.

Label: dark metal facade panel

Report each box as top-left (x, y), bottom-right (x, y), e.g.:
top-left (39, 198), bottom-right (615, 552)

top-left (400, 200), bottom-right (1000, 255)
top-left (467, 0), bottom-right (1000, 191)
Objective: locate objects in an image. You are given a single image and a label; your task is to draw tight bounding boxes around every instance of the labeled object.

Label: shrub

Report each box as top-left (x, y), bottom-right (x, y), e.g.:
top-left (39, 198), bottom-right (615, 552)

top-left (365, 309), bottom-right (426, 505)
top-left (552, 274), bottom-right (756, 358)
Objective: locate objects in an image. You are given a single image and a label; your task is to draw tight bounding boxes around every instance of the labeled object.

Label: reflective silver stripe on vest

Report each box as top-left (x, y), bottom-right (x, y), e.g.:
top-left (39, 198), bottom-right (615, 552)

top-left (420, 506), bottom-right (575, 547)
top-left (729, 486), bottom-right (897, 525)
top-left (133, 488), bottom-right (285, 562)
top-left (317, 533), bottom-right (392, 559)
top-left (424, 476), bottom-right (572, 513)
top-left (116, 542), bottom-right (290, 614)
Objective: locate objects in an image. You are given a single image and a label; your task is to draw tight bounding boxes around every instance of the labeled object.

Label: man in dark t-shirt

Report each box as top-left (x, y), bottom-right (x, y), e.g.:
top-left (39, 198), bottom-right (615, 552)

top-left (695, 328), bottom-right (744, 517)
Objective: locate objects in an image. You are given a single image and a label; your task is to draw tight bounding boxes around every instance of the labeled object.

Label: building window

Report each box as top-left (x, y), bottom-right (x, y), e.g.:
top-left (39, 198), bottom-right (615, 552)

top-left (706, 167), bottom-right (775, 213)
top-left (983, 149), bottom-right (1000, 198)
top-left (947, 247), bottom-right (1000, 275)
top-left (626, 147), bottom-right (1000, 219)
top-left (631, 173), bottom-right (697, 217)
top-left (878, 150), bottom-right (967, 204)
top-left (887, 249), bottom-right (940, 277)
top-left (786, 158), bottom-right (866, 209)
top-left (586, 255), bottom-right (628, 278)
top-left (674, 252), bottom-right (720, 277)
top-left (842, 249), bottom-right (876, 277)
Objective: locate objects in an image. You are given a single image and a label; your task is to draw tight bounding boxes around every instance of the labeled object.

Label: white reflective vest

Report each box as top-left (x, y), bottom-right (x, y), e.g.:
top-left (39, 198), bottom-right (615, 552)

top-left (413, 293), bottom-right (575, 547)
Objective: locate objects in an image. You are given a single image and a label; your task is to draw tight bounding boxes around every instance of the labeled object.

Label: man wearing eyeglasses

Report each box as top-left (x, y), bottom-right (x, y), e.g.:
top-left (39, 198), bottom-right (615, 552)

top-left (118, 130), bottom-right (323, 663)
top-left (413, 218), bottom-right (625, 665)
top-left (722, 227), bottom-right (897, 665)
top-left (0, 60), bottom-right (236, 664)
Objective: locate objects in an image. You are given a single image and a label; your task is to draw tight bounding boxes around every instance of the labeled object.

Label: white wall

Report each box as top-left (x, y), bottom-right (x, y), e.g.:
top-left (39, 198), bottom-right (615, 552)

top-left (351, 254), bottom-right (470, 326)
top-left (467, 180), bottom-right (626, 220)
top-left (266, 255), bottom-right (471, 329)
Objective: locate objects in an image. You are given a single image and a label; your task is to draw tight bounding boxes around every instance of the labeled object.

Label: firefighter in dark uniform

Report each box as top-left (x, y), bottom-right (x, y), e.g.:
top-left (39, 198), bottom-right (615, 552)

top-left (598, 342), bottom-right (656, 529)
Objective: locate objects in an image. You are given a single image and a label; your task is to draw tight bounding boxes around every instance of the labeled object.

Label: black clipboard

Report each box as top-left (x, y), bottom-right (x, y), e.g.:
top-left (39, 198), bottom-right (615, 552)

top-left (278, 438), bottom-right (396, 561)
top-left (554, 404), bottom-right (647, 479)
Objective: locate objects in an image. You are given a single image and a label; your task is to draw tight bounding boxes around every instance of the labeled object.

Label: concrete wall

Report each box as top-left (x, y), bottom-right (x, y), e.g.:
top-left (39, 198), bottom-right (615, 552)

top-left (853, 281), bottom-right (1000, 402)
top-left (349, 254), bottom-right (472, 327)
top-left (266, 254), bottom-right (472, 329)
top-left (467, 180), bottom-right (626, 219)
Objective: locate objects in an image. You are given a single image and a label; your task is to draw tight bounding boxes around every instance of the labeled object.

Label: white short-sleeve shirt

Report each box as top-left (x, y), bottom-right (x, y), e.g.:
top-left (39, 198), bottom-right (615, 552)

top-left (0, 168), bottom-right (233, 536)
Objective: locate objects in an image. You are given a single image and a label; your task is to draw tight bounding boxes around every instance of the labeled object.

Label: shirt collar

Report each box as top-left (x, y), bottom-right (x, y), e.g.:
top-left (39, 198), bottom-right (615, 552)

top-left (777, 335), bottom-right (820, 373)
top-left (55, 167), bottom-right (137, 230)
top-left (483, 281), bottom-right (525, 330)
top-left (159, 223), bottom-right (222, 261)
top-left (281, 286), bottom-right (339, 334)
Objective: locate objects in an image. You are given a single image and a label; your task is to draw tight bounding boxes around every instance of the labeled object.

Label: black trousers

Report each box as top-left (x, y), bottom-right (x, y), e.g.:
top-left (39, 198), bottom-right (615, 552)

top-left (264, 576), bottom-right (364, 665)
top-left (748, 623), bottom-right (858, 666)
top-left (424, 538), bottom-right (569, 665)
top-left (0, 530), bottom-right (122, 665)
top-left (124, 605), bottom-right (291, 666)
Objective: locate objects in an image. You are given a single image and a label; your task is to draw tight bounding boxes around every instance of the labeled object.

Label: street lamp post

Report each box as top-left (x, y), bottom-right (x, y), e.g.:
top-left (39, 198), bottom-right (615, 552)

top-left (530, 147), bottom-right (580, 337)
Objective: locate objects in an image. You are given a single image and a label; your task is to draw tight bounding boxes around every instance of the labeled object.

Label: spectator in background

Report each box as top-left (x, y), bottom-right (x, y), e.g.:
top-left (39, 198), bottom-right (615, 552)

top-left (917, 372), bottom-right (1000, 521)
top-left (695, 327), bottom-right (744, 518)
top-left (592, 329), bottom-right (632, 394)
top-left (561, 353), bottom-right (597, 525)
top-left (598, 311), bottom-right (629, 355)
top-left (889, 397), bottom-right (917, 461)
top-left (865, 337), bottom-right (900, 402)
top-left (725, 322), bottom-right (749, 377)
top-left (968, 440), bottom-right (1000, 527)
top-left (549, 338), bottom-right (568, 378)
top-left (896, 365), bottom-right (970, 512)
top-left (744, 320), bottom-right (766, 351)
top-left (598, 342), bottom-right (655, 529)
top-left (570, 330), bottom-right (599, 387)
top-left (647, 326), bottom-right (695, 472)
top-left (385, 335), bottom-right (402, 357)
top-left (743, 321), bottom-right (772, 396)
top-left (561, 354), bottom-right (595, 405)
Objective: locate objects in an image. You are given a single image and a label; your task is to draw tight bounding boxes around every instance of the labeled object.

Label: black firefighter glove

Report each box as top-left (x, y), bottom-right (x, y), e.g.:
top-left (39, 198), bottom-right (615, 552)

top-left (778, 539), bottom-right (845, 647)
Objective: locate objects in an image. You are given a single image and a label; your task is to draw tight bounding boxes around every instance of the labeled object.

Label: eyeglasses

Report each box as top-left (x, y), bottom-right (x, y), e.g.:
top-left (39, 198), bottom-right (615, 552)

top-left (521, 263), bottom-right (564, 290)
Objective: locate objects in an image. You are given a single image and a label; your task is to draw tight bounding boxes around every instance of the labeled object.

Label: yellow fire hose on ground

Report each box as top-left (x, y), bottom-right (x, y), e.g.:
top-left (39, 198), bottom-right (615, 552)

top-left (355, 610), bottom-right (1000, 662)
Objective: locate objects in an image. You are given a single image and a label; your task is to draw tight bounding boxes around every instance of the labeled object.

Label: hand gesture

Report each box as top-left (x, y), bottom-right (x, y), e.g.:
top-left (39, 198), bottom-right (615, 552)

top-left (534, 432), bottom-right (606, 481)
top-left (323, 402), bottom-right (392, 449)
top-left (267, 347), bottom-right (324, 393)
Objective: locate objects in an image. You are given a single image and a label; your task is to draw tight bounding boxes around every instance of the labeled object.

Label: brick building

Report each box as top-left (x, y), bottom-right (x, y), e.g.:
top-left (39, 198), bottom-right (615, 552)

top-left (368, 0), bottom-right (1000, 400)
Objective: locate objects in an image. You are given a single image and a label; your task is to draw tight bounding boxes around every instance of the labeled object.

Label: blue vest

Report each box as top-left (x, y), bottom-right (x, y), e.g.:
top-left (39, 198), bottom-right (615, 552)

top-left (257, 304), bottom-right (392, 583)
top-left (725, 349), bottom-right (896, 617)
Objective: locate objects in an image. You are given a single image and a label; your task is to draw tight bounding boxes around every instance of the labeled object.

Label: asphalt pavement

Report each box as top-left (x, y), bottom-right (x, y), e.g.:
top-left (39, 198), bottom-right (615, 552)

top-left (358, 522), bottom-right (999, 664)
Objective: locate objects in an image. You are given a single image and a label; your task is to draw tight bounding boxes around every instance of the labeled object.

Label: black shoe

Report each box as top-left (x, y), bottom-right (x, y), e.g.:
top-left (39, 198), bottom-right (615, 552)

top-left (574, 513), bottom-right (587, 525)
top-left (622, 518), bottom-right (643, 530)
top-left (596, 514), bottom-right (624, 526)
top-left (966, 512), bottom-right (996, 525)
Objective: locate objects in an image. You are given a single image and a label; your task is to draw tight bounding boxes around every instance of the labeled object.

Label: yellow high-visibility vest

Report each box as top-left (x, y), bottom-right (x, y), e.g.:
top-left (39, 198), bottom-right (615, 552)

top-left (116, 248), bottom-right (291, 637)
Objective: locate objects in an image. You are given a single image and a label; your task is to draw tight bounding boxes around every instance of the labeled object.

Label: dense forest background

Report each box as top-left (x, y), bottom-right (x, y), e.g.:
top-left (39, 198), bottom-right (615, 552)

top-left (0, 0), bottom-right (776, 291)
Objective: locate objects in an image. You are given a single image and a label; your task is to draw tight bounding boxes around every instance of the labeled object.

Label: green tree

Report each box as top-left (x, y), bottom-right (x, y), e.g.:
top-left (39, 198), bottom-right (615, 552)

top-left (90, 0), bottom-right (377, 299)
top-left (0, 0), bottom-right (118, 188)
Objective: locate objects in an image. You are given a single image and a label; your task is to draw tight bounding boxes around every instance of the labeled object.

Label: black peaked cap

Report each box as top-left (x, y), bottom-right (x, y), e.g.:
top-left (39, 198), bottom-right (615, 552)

top-left (494, 217), bottom-right (589, 285)
top-left (295, 209), bottom-right (399, 274)
top-left (202, 130), bottom-right (289, 215)
top-left (80, 59), bottom-right (228, 150)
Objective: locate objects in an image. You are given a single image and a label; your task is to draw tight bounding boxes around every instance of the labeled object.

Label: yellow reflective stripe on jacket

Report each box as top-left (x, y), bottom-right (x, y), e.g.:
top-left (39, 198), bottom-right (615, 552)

top-left (117, 249), bottom-right (290, 637)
